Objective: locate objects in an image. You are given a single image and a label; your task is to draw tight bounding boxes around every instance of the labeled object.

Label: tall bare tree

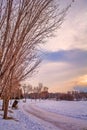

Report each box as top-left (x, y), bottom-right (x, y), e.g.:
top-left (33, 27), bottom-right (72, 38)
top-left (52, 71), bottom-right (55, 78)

top-left (0, 0), bottom-right (74, 119)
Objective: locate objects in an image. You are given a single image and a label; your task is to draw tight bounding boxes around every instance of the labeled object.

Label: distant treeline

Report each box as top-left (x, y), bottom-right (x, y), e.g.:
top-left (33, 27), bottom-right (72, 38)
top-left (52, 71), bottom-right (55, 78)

top-left (1, 90), bottom-right (87, 101)
top-left (27, 91), bottom-right (87, 101)
top-left (48, 91), bottom-right (87, 101)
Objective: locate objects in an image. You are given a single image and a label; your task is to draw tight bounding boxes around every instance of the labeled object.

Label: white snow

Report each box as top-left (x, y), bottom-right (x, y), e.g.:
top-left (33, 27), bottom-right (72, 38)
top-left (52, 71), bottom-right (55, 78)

top-left (35, 100), bottom-right (87, 120)
top-left (0, 100), bottom-right (46, 130)
top-left (0, 99), bottom-right (87, 130)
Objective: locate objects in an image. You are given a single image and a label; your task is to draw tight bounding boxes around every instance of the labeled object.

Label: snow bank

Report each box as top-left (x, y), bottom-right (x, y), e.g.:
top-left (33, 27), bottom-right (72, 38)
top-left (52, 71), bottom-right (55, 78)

top-left (0, 100), bottom-right (46, 130)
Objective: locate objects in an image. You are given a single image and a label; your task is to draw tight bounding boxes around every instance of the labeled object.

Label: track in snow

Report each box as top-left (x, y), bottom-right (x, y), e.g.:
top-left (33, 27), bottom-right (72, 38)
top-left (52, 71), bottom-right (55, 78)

top-left (21, 103), bottom-right (87, 130)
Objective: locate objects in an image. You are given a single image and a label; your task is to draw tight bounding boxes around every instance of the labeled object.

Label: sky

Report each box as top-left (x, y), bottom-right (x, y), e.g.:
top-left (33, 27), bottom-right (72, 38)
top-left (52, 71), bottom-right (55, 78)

top-left (26, 0), bottom-right (87, 93)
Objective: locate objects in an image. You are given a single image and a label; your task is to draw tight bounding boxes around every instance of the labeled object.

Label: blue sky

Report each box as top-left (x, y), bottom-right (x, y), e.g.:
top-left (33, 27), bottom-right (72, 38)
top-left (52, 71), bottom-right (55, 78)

top-left (26, 0), bottom-right (87, 92)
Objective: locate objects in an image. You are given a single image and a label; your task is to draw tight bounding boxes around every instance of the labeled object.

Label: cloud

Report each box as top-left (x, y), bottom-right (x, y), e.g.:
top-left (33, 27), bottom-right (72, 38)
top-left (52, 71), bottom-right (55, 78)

top-left (28, 59), bottom-right (87, 90)
top-left (26, 0), bottom-right (87, 93)
top-left (42, 49), bottom-right (87, 67)
top-left (28, 48), bottom-right (87, 92)
top-left (42, 0), bottom-right (87, 52)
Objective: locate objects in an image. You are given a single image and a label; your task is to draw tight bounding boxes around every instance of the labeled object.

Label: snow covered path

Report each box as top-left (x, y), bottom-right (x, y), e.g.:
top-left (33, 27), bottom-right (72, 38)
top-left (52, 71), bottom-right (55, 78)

top-left (20, 102), bottom-right (87, 130)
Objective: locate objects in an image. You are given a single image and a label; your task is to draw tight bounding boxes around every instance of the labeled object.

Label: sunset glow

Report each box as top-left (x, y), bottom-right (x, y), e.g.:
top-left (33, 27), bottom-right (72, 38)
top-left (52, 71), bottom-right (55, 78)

top-left (27, 0), bottom-right (87, 93)
top-left (78, 75), bottom-right (87, 84)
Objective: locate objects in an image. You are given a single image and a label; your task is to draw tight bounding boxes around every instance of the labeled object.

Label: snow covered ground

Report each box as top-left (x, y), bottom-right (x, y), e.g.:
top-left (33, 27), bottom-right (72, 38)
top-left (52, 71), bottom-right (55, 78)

top-left (0, 99), bottom-right (87, 130)
top-left (0, 100), bottom-right (48, 130)
top-left (35, 100), bottom-right (87, 120)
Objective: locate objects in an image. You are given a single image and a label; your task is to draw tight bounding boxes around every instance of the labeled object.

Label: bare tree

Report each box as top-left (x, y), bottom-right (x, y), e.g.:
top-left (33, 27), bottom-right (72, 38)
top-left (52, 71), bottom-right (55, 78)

top-left (38, 83), bottom-right (48, 99)
top-left (22, 84), bottom-right (27, 102)
top-left (26, 84), bottom-right (33, 96)
top-left (0, 0), bottom-right (74, 119)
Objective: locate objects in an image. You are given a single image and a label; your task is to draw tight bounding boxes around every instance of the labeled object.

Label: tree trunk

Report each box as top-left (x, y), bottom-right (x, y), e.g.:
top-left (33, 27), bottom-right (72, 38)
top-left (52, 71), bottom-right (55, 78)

top-left (3, 97), bottom-right (9, 119)
top-left (2, 98), bottom-right (5, 110)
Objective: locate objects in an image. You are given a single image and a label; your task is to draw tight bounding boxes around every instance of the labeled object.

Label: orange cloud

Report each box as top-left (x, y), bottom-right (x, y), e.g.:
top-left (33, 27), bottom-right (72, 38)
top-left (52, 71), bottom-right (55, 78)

top-left (76, 75), bottom-right (87, 85)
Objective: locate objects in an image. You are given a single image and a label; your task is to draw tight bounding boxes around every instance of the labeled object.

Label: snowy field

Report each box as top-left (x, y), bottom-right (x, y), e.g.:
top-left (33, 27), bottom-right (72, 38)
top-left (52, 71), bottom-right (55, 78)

top-left (35, 100), bottom-right (87, 120)
top-left (0, 99), bottom-right (87, 130)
